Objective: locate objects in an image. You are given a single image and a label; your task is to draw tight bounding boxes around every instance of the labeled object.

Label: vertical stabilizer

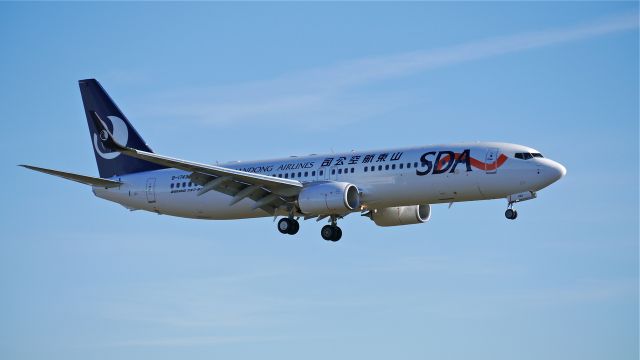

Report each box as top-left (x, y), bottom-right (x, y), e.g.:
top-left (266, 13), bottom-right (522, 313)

top-left (79, 79), bottom-right (166, 178)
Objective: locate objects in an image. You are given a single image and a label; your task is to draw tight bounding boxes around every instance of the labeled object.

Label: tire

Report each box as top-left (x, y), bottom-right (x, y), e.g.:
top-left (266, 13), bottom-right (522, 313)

top-left (331, 226), bottom-right (342, 242)
top-left (321, 225), bottom-right (334, 240)
top-left (278, 218), bottom-right (291, 234)
top-left (288, 219), bottom-right (300, 235)
top-left (505, 209), bottom-right (515, 220)
top-left (512, 210), bottom-right (518, 220)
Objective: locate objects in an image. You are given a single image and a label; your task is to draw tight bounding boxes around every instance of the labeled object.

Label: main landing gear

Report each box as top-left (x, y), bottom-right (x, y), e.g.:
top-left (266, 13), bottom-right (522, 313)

top-left (505, 207), bottom-right (518, 220)
top-left (321, 216), bottom-right (342, 242)
top-left (277, 217), bottom-right (299, 235)
top-left (276, 215), bottom-right (343, 241)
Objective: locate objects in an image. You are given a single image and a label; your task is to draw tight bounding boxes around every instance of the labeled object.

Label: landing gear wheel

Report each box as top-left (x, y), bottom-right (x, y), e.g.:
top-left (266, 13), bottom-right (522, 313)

top-left (321, 225), bottom-right (342, 241)
top-left (278, 218), bottom-right (300, 235)
top-left (321, 225), bottom-right (334, 240)
top-left (288, 219), bottom-right (300, 235)
top-left (505, 208), bottom-right (518, 220)
top-left (332, 227), bottom-right (342, 242)
top-left (278, 218), bottom-right (291, 234)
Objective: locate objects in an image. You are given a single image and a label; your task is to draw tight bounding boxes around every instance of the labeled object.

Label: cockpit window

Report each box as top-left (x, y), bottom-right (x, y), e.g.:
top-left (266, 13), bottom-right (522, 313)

top-left (515, 152), bottom-right (542, 160)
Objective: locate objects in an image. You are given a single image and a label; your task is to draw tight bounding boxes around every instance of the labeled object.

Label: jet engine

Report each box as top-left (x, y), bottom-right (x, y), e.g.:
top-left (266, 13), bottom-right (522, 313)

top-left (298, 182), bottom-right (360, 214)
top-left (369, 204), bottom-right (431, 227)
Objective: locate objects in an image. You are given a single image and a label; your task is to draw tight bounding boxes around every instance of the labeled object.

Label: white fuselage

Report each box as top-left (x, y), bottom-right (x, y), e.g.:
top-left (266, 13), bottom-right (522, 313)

top-left (93, 142), bottom-right (566, 220)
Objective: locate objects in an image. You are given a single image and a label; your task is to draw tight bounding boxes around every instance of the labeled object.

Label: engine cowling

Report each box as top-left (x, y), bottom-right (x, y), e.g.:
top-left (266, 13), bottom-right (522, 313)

top-left (298, 182), bottom-right (360, 215)
top-left (370, 205), bottom-right (431, 227)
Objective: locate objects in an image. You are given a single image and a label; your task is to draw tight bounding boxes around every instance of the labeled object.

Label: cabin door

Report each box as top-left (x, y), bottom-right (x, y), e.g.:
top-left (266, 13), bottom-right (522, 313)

top-left (145, 178), bottom-right (157, 203)
top-left (485, 148), bottom-right (499, 174)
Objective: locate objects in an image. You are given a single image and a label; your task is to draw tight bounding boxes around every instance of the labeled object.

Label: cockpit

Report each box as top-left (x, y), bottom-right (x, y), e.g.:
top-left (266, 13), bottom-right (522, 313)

top-left (514, 152), bottom-right (544, 160)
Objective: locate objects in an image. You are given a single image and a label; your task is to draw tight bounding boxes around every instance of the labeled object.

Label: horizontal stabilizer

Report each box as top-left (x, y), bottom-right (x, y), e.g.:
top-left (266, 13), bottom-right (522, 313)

top-left (19, 165), bottom-right (122, 188)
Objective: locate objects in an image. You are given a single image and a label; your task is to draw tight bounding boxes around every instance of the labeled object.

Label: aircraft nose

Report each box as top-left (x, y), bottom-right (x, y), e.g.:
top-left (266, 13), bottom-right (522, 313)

top-left (546, 160), bottom-right (567, 183)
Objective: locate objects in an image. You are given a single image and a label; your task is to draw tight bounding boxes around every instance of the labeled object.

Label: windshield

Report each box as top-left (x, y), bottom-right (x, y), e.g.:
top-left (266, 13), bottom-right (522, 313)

top-left (515, 152), bottom-right (543, 160)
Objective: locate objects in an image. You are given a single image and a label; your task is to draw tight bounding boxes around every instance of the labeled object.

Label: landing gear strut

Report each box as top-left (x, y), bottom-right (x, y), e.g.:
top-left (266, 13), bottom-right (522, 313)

top-left (277, 217), bottom-right (299, 235)
top-left (321, 216), bottom-right (342, 242)
top-left (505, 191), bottom-right (536, 220)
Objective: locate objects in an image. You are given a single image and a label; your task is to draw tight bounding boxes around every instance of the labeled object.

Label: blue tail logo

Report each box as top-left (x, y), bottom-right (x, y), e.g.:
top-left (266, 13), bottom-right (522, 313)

top-left (92, 115), bottom-right (129, 159)
top-left (80, 79), bottom-right (166, 178)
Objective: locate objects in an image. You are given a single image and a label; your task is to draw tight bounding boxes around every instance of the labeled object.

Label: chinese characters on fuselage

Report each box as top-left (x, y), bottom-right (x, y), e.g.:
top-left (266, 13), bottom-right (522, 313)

top-left (234, 150), bottom-right (475, 176)
top-left (320, 152), bottom-right (404, 167)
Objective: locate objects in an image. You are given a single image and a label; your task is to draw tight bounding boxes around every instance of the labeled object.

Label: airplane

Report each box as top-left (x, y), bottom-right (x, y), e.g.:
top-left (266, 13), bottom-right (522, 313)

top-left (21, 79), bottom-right (567, 241)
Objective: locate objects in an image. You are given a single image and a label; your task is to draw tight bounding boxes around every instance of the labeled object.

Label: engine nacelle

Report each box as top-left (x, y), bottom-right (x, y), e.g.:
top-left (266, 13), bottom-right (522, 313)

top-left (370, 205), bottom-right (431, 227)
top-left (298, 182), bottom-right (360, 215)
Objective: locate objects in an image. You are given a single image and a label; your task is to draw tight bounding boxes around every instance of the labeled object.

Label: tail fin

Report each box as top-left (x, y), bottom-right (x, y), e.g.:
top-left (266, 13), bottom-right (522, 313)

top-left (79, 79), bottom-right (166, 178)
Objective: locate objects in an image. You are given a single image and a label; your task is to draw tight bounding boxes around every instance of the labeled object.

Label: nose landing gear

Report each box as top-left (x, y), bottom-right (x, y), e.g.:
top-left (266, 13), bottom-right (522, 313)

top-left (504, 191), bottom-right (536, 220)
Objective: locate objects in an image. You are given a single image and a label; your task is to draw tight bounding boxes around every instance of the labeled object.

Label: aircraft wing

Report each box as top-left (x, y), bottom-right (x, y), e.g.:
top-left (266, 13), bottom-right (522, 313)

top-left (20, 165), bottom-right (122, 188)
top-left (91, 112), bottom-right (302, 213)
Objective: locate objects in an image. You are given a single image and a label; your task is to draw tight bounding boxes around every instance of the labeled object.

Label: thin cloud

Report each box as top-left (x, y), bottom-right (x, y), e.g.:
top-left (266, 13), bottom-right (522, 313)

top-left (134, 12), bottom-right (637, 128)
top-left (112, 335), bottom-right (293, 347)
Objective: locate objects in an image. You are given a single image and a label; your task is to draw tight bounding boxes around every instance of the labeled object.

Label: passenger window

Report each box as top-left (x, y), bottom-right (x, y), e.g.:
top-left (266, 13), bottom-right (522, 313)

top-left (378, 165), bottom-right (382, 171)
top-left (312, 171), bottom-right (316, 176)
top-left (291, 173), bottom-right (295, 178)
top-left (188, 182), bottom-right (192, 187)
top-left (407, 163), bottom-right (411, 168)
top-left (371, 166), bottom-right (375, 172)
top-left (320, 170), bottom-right (324, 176)
top-left (298, 172), bottom-right (302, 177)
top-left (385, 165), bottom-right (389, 170)
top-left (414, 162), bottom-right (418, 168)
top-left (278, 174), bottom-right (282, 178)
top-left (332, 169), bottom-right (336, 175)
top-left (351, 168), bottom-right (354, 173)
top-left (399, 164), bottom-right (403, 169)
top-left (338, 169), bottom-right (342, 174)
top-left (182, 182), bottom-right (186, 187)
top-left (284, 174), bottom-right (289, 178)
top-left (304, 172), bottom-right (308, 177)
top-left (364, 167), bottom-right (368, 172)
top-left (392, 164), bottom-right (396, 170)
top-left (170, 183), bottom-right (174, 189)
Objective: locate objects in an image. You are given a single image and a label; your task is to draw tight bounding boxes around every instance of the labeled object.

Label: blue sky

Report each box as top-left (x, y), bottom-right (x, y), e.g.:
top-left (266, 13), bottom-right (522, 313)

top-left (0, 2), bottom-right (638, 360)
